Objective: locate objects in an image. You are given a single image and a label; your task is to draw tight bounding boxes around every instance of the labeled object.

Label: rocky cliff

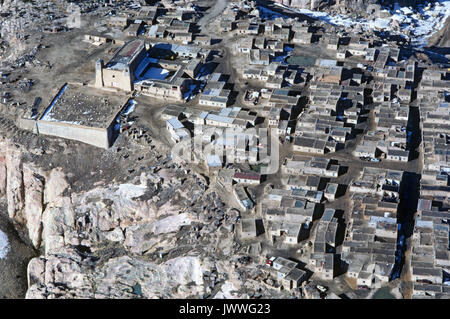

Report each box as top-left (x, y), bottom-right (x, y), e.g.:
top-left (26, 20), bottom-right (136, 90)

top-left (0, 133), bottom-right (257, 299)
top-left (273, 0), bottom-right (428, 11)
top-left (427, 14), bottom-right (450, 47)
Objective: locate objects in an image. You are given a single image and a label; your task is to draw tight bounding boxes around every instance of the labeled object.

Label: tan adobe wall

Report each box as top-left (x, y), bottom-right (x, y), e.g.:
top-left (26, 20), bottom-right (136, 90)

top-left (36, 120), bottom-right (111, 149)
top-left (103, 69), bottom-right (132, 91)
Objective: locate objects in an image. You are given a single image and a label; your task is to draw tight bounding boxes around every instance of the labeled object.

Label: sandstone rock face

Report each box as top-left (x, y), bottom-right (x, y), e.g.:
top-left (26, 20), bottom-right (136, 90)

top-left (21, 176), bottom-right (241, 298)
top-left (43, 168), bottom-right (69, 207)
top-left (0, 138), bottom-right (71, 249)
top-left (6, 146), bottom-right (24, 222)
top-left (0, 155), bottom-right (6, 195)
top-left (42, 205), bottom-right (74, 255)
top-left (0, 133), bottom-right (248, 299)
top-left (23, 165), bottom-right (45, 248)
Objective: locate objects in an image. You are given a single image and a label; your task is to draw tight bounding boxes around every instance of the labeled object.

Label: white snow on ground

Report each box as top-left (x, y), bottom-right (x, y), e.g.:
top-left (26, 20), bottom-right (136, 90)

top-left (0, 229), bottom-right (10, 259)
top-left (134, 55), bottom-right (167, 83)
top-left (115, 183), bottom-right (147, 199)
top-left (389, 1), bottom-right (450, 45)
top-left (41, 84), bottom-right (68, 119)
top-left (183, 83), bottom-right (198, 101)
top-left (123, 99), bottom-right (137, 116)
top-left (141, 67), bottom-right (169, 81)
top-left (149, 213), bottom-right (192, 234)
top-left (41, 116), bottom-right (82, 125)
top-left (274, 1), bottom-right (450, 47)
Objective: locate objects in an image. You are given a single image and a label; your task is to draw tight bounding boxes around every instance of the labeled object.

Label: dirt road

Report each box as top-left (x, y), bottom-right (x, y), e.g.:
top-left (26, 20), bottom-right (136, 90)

top-left (197, 0), bottom-right (230, 34)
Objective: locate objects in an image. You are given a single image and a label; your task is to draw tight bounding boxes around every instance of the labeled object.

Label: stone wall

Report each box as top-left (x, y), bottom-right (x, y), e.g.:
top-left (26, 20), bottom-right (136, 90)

top-left (17, 118), bottom-right (38, 133)
top-left (36, 120), bottom-right (111, 149)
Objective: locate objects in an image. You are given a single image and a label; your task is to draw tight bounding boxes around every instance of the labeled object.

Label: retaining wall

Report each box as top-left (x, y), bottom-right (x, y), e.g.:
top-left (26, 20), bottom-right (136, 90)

top-left (36, 120), bottom-right (111, 149)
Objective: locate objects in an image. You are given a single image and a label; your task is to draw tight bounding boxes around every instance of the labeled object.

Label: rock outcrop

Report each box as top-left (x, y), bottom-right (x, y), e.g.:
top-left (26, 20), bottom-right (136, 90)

top-left (0, 137), bottom-right (70, 249)
top-left (0, 133), bottom-right (249, 299)
top-left (274, 0), bottom-right (428, 12)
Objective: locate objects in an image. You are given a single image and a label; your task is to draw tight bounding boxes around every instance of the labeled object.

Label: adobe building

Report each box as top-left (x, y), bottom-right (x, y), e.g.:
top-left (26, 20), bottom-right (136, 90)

top-left (36, 83), bottom-right (130, 149)
top-left (95, 39), bottom-right (147, 92)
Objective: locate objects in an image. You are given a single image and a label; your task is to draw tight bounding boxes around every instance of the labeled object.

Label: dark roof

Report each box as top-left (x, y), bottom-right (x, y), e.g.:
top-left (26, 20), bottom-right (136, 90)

top-left (234, 172), bottom-right (261, 181)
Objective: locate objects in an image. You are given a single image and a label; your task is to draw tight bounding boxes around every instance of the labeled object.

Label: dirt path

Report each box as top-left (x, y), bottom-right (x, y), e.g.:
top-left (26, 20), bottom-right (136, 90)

top-left (427, 15), bottom-right (450, 47)
top-left (197, 0), bottom-right (230, 35)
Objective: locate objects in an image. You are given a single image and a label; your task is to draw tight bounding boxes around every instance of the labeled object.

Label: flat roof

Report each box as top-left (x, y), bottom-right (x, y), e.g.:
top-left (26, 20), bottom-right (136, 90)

top-left (167, 117), bottom-right (184, 130)
top-left (206, 114), bottom-right (234, 124)
top-left (285, 268), bottom-right (306, 281)
top-left (206, 154), bottom-right (222, 167)
top-left (274, 257), bottom-right (297, 269)
top-left (107, 39), bottom-right (146, 70)
top-left (40, 84), bottom-right (129, 128)
top-left (234, 172), bottom-right (261, 181)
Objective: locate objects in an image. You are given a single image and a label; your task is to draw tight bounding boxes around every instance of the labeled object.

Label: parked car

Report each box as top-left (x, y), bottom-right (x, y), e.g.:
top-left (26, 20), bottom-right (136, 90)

top-left (266, 257), bottom-right (276, 267)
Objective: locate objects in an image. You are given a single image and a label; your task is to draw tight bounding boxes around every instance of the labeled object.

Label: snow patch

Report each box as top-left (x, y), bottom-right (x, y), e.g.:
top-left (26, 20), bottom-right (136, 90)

top-left (123, 99), bottom-right (137, 116)
top-left (273, 1), bottom-right (450, 47)
top-left (134, 55), bottom-right (169, 83)
top-left (0, 229), bottom-right (10, 259)
top-left (41, 117), bottom-right (82, 125)
top-left (399, 6), bottom-right (414, 15)
top-left (141, 67), bottom-right (170, 81)
top-left (183, 83), bottom-right (198, 101)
